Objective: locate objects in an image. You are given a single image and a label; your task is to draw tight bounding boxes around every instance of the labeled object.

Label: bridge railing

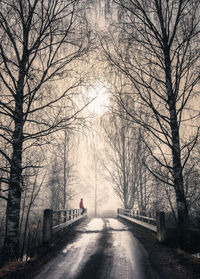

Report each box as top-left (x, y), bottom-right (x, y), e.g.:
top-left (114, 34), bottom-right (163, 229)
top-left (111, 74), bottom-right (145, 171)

top-left (43, 208), bottom-right (87, 243)
top-left (117, 208), bottom-right (166, 242)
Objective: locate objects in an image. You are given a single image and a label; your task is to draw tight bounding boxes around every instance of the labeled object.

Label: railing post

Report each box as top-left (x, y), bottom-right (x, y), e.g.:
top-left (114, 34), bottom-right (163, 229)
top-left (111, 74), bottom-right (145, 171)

top-left (64, 210), bottom-right (67, 222)
top-left (58, 211), bottom-right (61, 225)
top-left (148, 211), bottom-right (150, 224)
top-left (156, 211), bottom-right (166, 242)
top-left (43, 209), bottom-right (53, 243)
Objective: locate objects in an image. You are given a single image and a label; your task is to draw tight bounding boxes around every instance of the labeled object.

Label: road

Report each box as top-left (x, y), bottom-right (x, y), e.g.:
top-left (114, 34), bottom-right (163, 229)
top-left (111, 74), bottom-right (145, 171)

top-left (34, 218), bottom-right (160, 279)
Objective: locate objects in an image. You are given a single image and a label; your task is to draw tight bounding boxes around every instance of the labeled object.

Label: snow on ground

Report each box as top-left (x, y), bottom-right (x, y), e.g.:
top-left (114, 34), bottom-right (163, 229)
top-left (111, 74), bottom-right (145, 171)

top-left (105, 218), bottom-right (128, 231)
top-left (80, 217), bottom-right (105, 232)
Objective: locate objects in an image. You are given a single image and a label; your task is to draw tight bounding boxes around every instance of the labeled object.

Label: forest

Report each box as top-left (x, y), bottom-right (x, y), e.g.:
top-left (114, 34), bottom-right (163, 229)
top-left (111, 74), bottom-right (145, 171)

top-left (0, 0), bottom-right (200, 264)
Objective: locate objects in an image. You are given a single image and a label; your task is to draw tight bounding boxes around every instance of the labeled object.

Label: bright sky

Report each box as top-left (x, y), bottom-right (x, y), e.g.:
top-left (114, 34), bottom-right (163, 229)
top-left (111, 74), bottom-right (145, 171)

top-left (85, 83), bottom-right (110, 116)
top-left (69, 83), bottom-right (121, 216)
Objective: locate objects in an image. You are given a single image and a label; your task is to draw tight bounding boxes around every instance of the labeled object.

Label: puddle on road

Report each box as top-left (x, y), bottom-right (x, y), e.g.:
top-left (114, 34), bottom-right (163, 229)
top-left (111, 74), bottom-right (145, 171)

top-left (62, 232), bottom-right (99, 254)
top-left (105, 218), bottom-right (128, 231)
top-left (192, 253), bottom-right (200, 258)
top-left (75, 218), bottom-right (105, 233)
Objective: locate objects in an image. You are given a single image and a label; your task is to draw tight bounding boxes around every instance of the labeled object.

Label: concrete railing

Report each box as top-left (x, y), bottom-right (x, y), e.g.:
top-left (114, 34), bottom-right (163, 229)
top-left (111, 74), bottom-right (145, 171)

top-left (43, 208), bottom-right (87, 243)
top-left (117, 208), bottom-right (166, 242)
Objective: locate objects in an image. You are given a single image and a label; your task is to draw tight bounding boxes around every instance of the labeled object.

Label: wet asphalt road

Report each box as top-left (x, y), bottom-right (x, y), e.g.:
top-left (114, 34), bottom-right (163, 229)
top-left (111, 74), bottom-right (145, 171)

top-left (34, 218), bottom-right (160, 279)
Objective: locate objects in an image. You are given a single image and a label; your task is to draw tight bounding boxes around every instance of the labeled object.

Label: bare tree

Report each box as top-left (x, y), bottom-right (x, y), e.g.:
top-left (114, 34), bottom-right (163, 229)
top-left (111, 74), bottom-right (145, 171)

top-left (101, 0), bottom-right (200, 248)
top-left (19, 164), bottom-right (46, 260)
top-left (63, 129), bottom-right (72, 209)
top-left (47, 128), bottom-right (77, 210)
top-left (184, 141), bottom-right (200, 219)
top-left (89, 137), bottom-right (100, 217)
top-left (102, 109), bottom-right (148, 209)
top-left (48, 156), bottom-right (63, 210)
top-left (0, 0), bottom-right (92, 260)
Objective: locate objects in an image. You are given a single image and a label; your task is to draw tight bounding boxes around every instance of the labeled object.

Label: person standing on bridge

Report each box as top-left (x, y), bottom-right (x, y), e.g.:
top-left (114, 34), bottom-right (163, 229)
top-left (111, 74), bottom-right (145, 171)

top-left (79, 198), bottom-right (85, 215)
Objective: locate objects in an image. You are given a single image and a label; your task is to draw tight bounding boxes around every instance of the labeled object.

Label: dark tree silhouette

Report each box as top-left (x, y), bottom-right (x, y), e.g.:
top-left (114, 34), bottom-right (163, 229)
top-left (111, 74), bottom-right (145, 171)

top-left (0, 0), bottom-right (91, 260)
top-left (101, 0), bottom-right (200, 248)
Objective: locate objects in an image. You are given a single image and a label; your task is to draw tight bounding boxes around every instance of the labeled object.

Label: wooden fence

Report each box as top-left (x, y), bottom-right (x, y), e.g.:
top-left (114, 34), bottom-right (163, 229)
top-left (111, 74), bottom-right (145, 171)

top-left (117, 208), bottom-right (166, 242)
top-left (43, 208), bottom-right (87, 243)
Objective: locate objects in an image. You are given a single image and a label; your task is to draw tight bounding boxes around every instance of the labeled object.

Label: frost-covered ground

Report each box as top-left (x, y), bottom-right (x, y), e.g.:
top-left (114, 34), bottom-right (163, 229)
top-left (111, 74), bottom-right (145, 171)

top-left (34, 218), bottom-right (158, 279)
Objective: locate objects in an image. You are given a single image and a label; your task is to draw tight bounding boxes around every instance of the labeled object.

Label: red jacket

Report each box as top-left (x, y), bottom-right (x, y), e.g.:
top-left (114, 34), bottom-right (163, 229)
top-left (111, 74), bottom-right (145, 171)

top-left (80, 200), bottom-right (84, 209)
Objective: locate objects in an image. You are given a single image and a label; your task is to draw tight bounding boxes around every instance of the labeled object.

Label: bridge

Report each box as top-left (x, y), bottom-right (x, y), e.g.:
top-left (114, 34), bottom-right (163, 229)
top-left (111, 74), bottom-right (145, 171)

top-left (17, 208), bottom-right (181, 279)
top-left (42, 208), bottom-right (166, 244)
top-left (5, 208), bottom-right (198, 279)
top-left (31, 208), bottom-right (166, 279)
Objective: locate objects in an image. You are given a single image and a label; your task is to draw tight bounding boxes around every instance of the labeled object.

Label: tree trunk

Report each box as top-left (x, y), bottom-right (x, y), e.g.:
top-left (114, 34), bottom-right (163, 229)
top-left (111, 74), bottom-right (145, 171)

top-left (3, 72), bottom-right (24, 260)
top-left (165, 50), bottom-right (188, 249)
top-left (169, 99), bottom-right (188, 249)
top-left (176, 191), bottom-right (188, 249)
top-left (63, 129), bottom-right (67, 209)
top-left (3, 124), bottom-right (23, 260)
top-left (122, 127), bottom-right (128, 209)
top-left (94, 159), bottom-right (97, 217)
